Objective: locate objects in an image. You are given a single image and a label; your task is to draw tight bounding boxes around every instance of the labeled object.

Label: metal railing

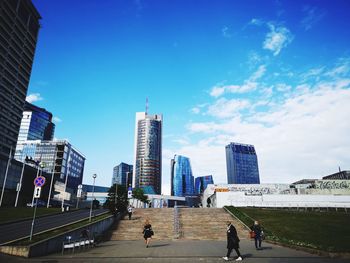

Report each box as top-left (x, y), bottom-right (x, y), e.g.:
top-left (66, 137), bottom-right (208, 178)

top-left (173, 206), bottom-right (181, 239)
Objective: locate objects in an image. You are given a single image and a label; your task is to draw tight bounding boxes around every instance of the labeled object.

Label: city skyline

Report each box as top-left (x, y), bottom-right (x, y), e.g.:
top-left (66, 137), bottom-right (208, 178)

top-left (27, 0), bottom-right (350, 193)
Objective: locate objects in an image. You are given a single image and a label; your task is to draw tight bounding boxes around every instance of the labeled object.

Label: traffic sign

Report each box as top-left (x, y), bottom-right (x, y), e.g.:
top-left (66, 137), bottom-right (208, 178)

top-left (34, 186), bottom-right (41, 198)
top-left (34, 176), bottom-right (46, 187)
top-left (77, 188), bottom-right (82, 198)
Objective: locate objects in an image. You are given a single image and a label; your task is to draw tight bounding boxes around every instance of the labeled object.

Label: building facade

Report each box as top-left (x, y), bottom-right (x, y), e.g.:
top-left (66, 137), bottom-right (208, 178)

top-left (15, 140), bottom-right (85, 204)
top-left (195, 175), bottom-right (214, 195)
top-left (226, 142), bottom-right (260, 184)
top-left (112, 162), bottom-right (133, 187)
top-left (171, 155), bottom-right (195, 197)
top-left (15, 102), bottom-right (55, 160)
top-left (0, 0), bottom-right (41, 159)
top-left (133, 112), bottom-right (162, 194)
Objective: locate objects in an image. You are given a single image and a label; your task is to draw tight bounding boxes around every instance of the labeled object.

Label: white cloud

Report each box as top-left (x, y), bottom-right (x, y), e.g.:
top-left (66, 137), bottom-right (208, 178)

top-left (249, 18), bottom-right (263, 26)
top-left (26, 93), bottom-right (43, 103)
top-left (207, 98), bottom-right (250, 119)
top-left (301, 6), bottom-right (326, 31)
top-left (209, 65), bottom-right (266, 97)
top-left (222, 26), bottom-right (231, 38)
top-left (53, 116), bottom-right (62, 123)
top-left (182, 74), bottom-right (350, 184)
top-left (263, 24), bottom-right (293, 56)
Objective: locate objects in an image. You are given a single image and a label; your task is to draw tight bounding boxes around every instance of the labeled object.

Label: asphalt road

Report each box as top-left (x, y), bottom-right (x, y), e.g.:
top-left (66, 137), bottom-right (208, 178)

top-left (0, 208), bottom-right (109, 245)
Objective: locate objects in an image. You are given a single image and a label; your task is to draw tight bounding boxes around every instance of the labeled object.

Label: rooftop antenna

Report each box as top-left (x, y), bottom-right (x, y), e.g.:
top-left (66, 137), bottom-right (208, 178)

top-left (145, 97), bottom-right (149, 115)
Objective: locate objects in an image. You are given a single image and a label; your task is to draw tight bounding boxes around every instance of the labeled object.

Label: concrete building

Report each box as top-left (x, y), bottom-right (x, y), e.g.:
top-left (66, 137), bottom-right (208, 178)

top-left (133, 111), bottom-right (162, 194)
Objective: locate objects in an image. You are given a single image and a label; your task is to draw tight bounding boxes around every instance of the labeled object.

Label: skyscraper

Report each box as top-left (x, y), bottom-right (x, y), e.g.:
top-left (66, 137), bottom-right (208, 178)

top-left (0, 0), bottom-right (41, 159)
top-left (112, 162), bottom-right (133, 187)
top-left (171, 155), bottom-right (194, 197)
top-left (226, 142), bottom-right (260, 184)
top-left (194, 175), bottom-right (214, 195)
top-left (15, 101), bottom-right (55, 160)
top-left (133, 112), bottom-right (162, 194)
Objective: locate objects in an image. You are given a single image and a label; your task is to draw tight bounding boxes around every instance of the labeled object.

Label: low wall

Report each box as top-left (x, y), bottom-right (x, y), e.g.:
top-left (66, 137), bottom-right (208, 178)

top-left (0, 212), bottom-right (121, 258)
top-left (214, 192), bottom-right (350, 208)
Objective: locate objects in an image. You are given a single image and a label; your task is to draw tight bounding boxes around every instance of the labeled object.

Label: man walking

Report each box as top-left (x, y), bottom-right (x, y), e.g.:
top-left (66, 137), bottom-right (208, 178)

top-left (128, 205), bottom-right (133, 220)
top-left (223, 221), bottom-right (243, 261)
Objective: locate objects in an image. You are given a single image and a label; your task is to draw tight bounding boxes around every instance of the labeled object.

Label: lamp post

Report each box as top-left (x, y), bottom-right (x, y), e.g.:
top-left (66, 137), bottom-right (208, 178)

top-left (89, 174), bottom-right (97, 222)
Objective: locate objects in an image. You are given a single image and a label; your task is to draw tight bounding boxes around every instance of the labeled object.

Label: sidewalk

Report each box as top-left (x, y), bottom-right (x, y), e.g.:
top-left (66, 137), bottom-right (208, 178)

top-left (1, 239), bottom-right (347, 262)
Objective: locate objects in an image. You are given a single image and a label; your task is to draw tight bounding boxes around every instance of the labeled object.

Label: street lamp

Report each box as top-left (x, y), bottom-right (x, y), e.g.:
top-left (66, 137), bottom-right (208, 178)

top-left (89, 174), bottom-right (97, 222)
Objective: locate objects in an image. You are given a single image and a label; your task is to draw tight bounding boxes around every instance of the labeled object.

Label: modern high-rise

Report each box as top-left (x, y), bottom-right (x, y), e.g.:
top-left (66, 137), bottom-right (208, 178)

top-left (15, 101), bottom-right (55, 160)
top-left (171, 155), bottom-right (194, 197)
top-left (112, 162), bottom-right (133, 187)
top-left (195, 175), bottom-right (214, 195)
top-left (133, 112), bottom-right (162, 194)
top-left (226, 142), bottom-right (260, 184)
top-left (0, 0), bottom-right (41, 159)
top-left (16, 140), bottom-right (85, 203)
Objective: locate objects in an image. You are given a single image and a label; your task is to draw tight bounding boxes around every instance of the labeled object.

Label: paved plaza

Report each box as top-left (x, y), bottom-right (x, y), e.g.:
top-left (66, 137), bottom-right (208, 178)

top-left (1, 239), bottom-right (348, 263)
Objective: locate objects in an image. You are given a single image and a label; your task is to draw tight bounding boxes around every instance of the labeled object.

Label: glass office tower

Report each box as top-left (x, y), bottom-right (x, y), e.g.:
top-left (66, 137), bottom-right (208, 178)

top-left (171, 155), bottom-right (194, 197)
top-left (133, 112), bottom-right (162, 194)
top-left (16, 140), bottom-right (85, 203)
top-left (15, 102), bottom-right (55, 160)
top-left (194, 175), bottom-right (214, 195)
top-left (112, 162), bottom-right (133, 187)
top-left (226, 142), bottom-right (260, 184)
top-left (0, 0), bottom-right (41, 159)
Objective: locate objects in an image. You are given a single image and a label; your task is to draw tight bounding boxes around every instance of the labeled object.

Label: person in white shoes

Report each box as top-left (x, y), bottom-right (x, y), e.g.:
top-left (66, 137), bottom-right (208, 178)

top-left (223, 221), bottom-right (243, 261)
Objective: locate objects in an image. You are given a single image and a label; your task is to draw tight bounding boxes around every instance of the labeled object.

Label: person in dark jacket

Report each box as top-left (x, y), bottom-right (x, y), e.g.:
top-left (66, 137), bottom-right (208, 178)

top-left (251, 220), bottom-right (263, 250)
top-left (142, 219), bottom-right (154, 248)
top-left (223, 221), bottom-right (243, 261)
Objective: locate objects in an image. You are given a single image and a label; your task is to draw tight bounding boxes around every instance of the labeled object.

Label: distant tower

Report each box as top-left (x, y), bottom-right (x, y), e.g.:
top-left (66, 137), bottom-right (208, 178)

top-left (133, 109), bottom-right (162, 194)
top-left (194, 175), bottom-right (214, 195)
top-left (171, 155), bottom-right (194, 197)
top-left (226, 142), bottom-right (260, 184)
top-left (112, 162), bottom-right (133, 187)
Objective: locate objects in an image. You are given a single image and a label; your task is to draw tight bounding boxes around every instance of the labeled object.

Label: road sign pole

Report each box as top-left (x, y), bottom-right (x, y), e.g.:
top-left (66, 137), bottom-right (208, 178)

top-left (14, 161), bottom-right (25, 207)
top-left (31, 166), bottom-right (41, 207)
top-left (29, 198), bottom-right (38, 241)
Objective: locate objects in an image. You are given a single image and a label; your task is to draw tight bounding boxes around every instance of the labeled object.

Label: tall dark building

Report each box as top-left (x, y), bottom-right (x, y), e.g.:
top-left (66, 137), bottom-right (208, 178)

top-left (195, 175), bottom-right (214, 195)
top-left (0, 0), bottom-right (41, 159)
top-left (226, 142), bottom-right (260, 184)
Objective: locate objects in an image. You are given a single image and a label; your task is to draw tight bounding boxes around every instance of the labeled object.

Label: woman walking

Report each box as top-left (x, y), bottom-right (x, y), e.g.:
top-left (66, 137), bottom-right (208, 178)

top-left (223, 221), bottom-right (243, 261)
top-left (142, 219), bottom-right (154, 248)
top-left (251, 220), bottom-right (263, 250)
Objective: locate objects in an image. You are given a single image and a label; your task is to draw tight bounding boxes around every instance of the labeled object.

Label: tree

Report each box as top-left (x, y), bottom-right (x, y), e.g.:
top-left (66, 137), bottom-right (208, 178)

top-left (132, 188), bottom-right (149, 207)
top-left (104, 184), bottom-right (128, 212)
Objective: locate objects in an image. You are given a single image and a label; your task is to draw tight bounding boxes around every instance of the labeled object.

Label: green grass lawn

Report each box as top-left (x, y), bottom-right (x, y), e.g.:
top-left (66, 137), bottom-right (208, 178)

top-left (0, 207), bottom-right (63, 224)
top-left (226, 206), bottom-right (350, 253)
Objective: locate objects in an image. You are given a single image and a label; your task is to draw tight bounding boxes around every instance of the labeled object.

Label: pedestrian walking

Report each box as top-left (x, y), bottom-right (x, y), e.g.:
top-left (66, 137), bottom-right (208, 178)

top-left (251, 220), bottom-right (263, 250)
top-left (127, 205), bottom-right (133, 220)
top-left (223, 221), bottom-right (243, 261)
top-left (142, 219), bottom-right (154, 248)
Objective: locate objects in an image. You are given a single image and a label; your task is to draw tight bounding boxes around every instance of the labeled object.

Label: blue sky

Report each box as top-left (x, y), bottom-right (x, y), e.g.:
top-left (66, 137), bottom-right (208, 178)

top-left (28, 0), bottom-right (350, 193)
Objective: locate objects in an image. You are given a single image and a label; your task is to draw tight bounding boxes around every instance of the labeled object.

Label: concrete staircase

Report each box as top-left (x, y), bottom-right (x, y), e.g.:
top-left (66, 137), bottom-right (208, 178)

top-left (110, 207), bottom-right (248, 241)
top-left (179, 208), bottom-right (248, 240)
top-left (111, 208), bottom-right (175, 240)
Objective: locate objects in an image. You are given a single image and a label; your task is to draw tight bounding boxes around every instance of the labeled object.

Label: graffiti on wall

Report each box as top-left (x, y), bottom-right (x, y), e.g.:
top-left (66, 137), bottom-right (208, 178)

top-left (316, 180), bottom-right (350, 190)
